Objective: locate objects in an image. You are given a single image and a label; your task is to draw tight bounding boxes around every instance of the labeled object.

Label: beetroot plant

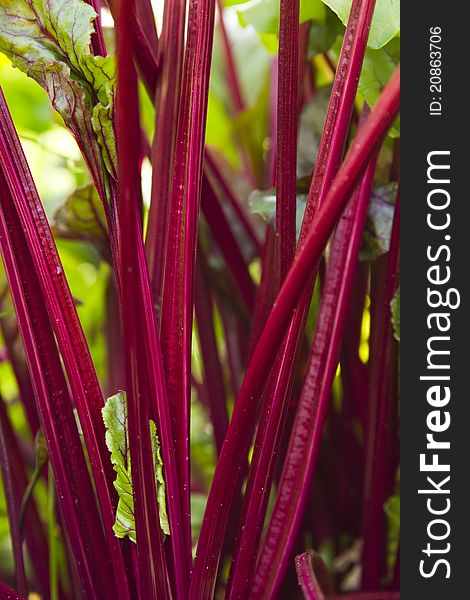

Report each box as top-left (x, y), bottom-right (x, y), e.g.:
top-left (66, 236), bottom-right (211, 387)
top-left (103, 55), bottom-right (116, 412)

top-left (0, 0), bottom-right (400, 598)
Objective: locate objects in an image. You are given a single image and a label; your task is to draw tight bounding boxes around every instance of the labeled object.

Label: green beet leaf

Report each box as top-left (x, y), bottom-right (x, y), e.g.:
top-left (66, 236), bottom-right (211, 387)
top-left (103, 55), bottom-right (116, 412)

top-left (0, 0), bottom-right (117, 180)
top-left (102, 391), bottom-right (170, 543)
top-left (236, 0), bottom-right (325, 36)
top-left (359, 38), bottom-right (400, 136)
top-left (360, 182), bottom-right (397, 262)
top-left (52, 184), bottom-right (108, 251)
top-left (320, 0), bottom-right (399, 49)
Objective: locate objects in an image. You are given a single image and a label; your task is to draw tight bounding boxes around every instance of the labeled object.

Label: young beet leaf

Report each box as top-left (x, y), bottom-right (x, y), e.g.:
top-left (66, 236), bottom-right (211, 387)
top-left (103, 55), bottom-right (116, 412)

top-left (102, 391), bottom-right (170, 542)
top-left (0, 0), bottom-right (117, 198)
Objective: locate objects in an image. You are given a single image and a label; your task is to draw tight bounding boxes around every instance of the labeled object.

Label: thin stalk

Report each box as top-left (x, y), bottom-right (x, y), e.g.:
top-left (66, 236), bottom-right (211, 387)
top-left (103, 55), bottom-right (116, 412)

top-left (252, 150), bottom-right (378, 600)
top-left (146, 0), bottom-right (186, 311)
top-left (0, 395), bottom-right (27, 596)
top-left (0, 400), bottom-right (48, 597)
top-left (205, 151), bottom-right (262, 254)
top-left (216, 0), bottom-right (244, 113)
top-left (133, 0), bottom-right (160, 96)
top-left (217, 299), bottom-right (245, 397)
top-left (84, 0), bottom-right (107, 56)
top-left (0, 88), bottom-right (130, 599)
top-left (298, 22), bottom-right (312, 113)
top-left (249, 226), bottom-right (277, 353)
top-left (226, 0), bottom-right (300, 591)
top-left (361, 191), bottom-right (400, 589)
top-left (228, 2), bottom-right (377, 593)
top-left (189, 67), bottom-right (400, 599)
top-left (216, 0), bottom-right (256, 185)
top-left (135, 0), bottom-right (159, 53)
top-left (250, 54), bottom-right (278, 350)
top-left (48, 464), bottom-right (58, 600)
top-left (115, 2), bottom-right (174, 597)
top-left (295, 550), bottom-right (335, 600)
top-left (266, 56), bottom-right (278, 187)
top-left (201, 173), bottom-right (256, 313)
top-left (160, 0), bottom-right (216, 563)
top-left (195, 256), bottom-right (229, 454)
top-left (274, 0), bottom-right (299, 288)
top-left (18, 431), bottom-right (47, 535)
top-left (340, 261), bottom-right (369, 429)
top-left (0, 311), bottom-right (39, 435)
top-left (0, 174), bottom-right (116, 599)
top-left (105, 0), bottom-right (159, 96)
top-left (105, 276), bottom-right (125, 395)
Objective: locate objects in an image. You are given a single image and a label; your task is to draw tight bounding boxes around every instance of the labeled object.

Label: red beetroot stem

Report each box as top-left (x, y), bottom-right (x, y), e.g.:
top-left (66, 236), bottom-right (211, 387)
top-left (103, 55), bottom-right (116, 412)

top-left (205, 151), bottom-right (262, 254)
top-left (115, 2), bottom-right (182, 596)
top-left (146, 0), bottom-right (186, 312)
top-left (252, 134), bottom-right (379, 600)
top-left (361, 191), bottom-right (400, 589)
top-left (226, 0), bottom-right (300, 593)
top-left (227, 1), bottom-right (377, 594)
top-left (0, 398), bottom-right (49, 596)
top-left (201, 173), bottom-right (256, 313)
top-left (0, 312), bottom-right (40, 435)
top-left (216, 0), bottom-right (257, 185)
top-left (134, 0), bottom-right (160, 94)
top-left (267, 56), bottom-right (279, 187)
top-left (195, 256), bottom-right (229, 454)
top-left (274, 0), bottom-right (299, 287)
top-left (0, 394), bottom-right (27, 596)
top-left (0, 172), bottom-right (117, 600)
top-left (216, 0), bottom-right (244, 112)
top-left (249, 57), bottom-right (278, 353)
top-left (295, 550), bottom-right (335, 600)
top-left (160, 0), bottom-right (216, 563)
top-left (105, 0), bottom-right (159, 96)
top-left (85, 0), bottom-right (107, 56)
top-left (0, 88), bottom-right (130, 599)
top-left (339, 261), bottom-right (369, 428)
top-left (217, 299), bottom-right (245, 397)
top-left (189, 67), bottom-right (400, 599)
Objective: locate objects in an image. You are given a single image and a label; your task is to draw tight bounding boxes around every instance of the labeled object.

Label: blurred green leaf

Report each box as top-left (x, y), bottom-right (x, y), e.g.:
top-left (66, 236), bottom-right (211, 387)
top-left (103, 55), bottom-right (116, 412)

top-left (248, 188), bottom-right (307, 241)
top-left (52, 184), bottom-right (109, 258)
top-left (360, 183), bottom-right (397, 262)
top-left (321, 0), bottom-right (400, 49)
top-left (308, 7), bottom-right (343, 56)
top-left (206, 92), bottom-right (240, 168)
top-left (297, 87), bottom-right (331, 178)
top-left (190, 400), bottom-right (217, 490)
top-left (236, 0), bottom-right (324, 36)
top-left (359, 38), bottom-right (400, 136)
top-left (57, 239), bottom-right (108, 379)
